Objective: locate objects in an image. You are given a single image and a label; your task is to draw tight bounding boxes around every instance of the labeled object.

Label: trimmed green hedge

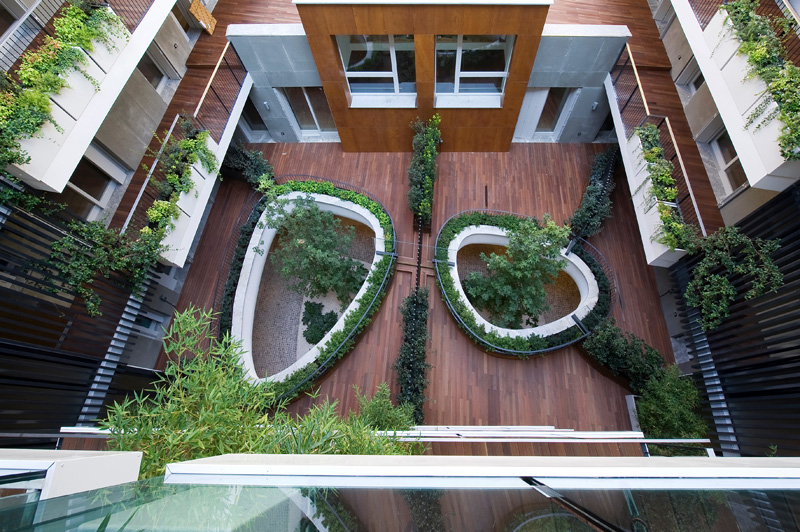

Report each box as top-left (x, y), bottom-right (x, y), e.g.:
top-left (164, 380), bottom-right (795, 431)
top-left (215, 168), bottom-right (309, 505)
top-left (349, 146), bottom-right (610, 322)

top-left (434, 211), bottom-right (612, 357)
top-left (394, 287), bottom-right (431, 424)
top-left (218, 179), bottom-right (396, 402)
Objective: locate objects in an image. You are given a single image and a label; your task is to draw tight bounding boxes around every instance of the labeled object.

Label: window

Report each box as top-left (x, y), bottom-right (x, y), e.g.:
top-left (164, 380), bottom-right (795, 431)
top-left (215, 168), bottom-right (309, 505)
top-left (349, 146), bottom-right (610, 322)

top-left (336, 35), bottom-right (416, 107)
top-left (713, 130), bottom-right (748, 192)
top-left (536, 87), bottom-right (570, 133)
top-left (57, 158), bottom-right (115, 221)
top-left (435, 35), bottom-right (515, 107)
top-left (242, 98), bottom-right (267, 131)
top-left (137, 53), bottom-right (166, 91)
top-left (280, 87), bottom-right (337, 133)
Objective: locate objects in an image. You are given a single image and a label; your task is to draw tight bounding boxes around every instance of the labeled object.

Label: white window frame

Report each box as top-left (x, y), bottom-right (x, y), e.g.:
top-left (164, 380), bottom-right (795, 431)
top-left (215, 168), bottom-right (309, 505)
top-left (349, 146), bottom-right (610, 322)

top-left (711, 129), bottom-right (748, 196)
top-left (337, 35), bottom-right (417, 108)
top-left (435, 34), bottom-right (515, 109)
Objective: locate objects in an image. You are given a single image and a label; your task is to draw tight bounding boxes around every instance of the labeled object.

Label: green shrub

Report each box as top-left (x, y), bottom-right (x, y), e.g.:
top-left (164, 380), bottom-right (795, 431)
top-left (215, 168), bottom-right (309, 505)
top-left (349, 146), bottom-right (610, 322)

top-left (402, 490), bottom-right (445, 532)
top-left (302, 301), bottom-right (338, 345)
top-left (407, 115), bottom-right (441, 225)
top-left (569, 148), bottom-right (618, 239)
top-left (394, 287), bottom-right (431, 424)
top-left (101, 308), bottom-right (420, 479)
top-left (582, 318), bottom-right (665, 394)
top-left (637, 365), bottom-right (708, 455)
top-left (685, 226), bottom-right (782, 330)
top-left (222, 142), bottom-right (274, 187)
top-left (723, 0), bottom-right (800, 159)
top-left (464, 216), bottom-right (570, 329)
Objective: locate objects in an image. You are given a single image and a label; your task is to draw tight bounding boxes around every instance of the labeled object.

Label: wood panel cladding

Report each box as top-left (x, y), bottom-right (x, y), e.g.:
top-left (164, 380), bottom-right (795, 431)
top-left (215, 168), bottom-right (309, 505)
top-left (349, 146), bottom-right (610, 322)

top-left (297, 3), bottom-right (550, 152)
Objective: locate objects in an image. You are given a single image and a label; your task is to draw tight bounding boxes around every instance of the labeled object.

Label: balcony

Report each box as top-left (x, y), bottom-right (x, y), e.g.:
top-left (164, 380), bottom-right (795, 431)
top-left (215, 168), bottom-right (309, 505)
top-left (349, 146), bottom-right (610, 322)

top-left (659, 0), bottom-right (800, 193)
top-left (1, 0), bottom-right (180, 193)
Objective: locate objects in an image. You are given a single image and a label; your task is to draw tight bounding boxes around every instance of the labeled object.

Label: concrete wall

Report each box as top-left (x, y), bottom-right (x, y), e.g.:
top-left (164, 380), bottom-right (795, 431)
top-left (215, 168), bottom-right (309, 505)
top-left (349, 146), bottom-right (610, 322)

top-left (228, 25), bottom-right (322, 144)
top-left (154, 13), bottom-right (192, 78)
top-left (684, 82), bottom-right (719, 141)
top-left (531, 25), bottom-right (630, 88)
top-left (662, 17), bottom-right (693, 80)
top-left (96, 70), bottom-right (169, 171)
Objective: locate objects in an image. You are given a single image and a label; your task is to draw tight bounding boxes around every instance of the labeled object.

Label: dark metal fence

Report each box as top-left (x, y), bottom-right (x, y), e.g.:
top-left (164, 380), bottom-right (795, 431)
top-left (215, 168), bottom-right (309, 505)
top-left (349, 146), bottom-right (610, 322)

top-left (0, 339), bottom-right (158, 448)
top-left (194, 43), bottom-right (247, 143)
top-left (671, 181), bottom-right (800, 457)
top-left (609, 46), bottom-right (648, 139)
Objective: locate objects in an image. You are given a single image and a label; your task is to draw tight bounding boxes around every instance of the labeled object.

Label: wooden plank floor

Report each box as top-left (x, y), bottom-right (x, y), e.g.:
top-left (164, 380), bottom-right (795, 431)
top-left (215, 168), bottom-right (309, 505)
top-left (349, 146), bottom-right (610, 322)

top-left (169, 143), bottom-right (673, 458)
top-left (115, 0), bottom-right (715, 458)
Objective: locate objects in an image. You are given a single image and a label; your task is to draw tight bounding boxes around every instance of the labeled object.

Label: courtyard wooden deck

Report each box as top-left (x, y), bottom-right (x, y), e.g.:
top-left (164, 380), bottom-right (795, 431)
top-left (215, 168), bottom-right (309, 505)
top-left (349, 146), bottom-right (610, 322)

top-left (108, 0), bottom-right (723, 458)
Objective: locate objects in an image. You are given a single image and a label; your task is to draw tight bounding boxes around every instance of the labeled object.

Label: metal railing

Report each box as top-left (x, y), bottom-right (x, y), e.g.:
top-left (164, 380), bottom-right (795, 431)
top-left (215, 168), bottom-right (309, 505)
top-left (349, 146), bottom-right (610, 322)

top-left (193, 42), bottom-right (247, 143)
top-left (610, 44), bottom-right (707, 237)
top-left (433, 209), bottom-right (617, 357)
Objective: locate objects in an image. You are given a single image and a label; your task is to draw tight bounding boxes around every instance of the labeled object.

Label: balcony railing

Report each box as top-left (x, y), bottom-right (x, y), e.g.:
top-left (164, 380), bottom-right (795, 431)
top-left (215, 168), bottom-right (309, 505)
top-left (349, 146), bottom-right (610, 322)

top-left (688, 0), bottom-right (800, 66)
top-left (194, 42), bottom-right (247, 143)
top-left (0, 0), bottom-right (155, 73)
top-left (610, 45), bottom-right (707, 237)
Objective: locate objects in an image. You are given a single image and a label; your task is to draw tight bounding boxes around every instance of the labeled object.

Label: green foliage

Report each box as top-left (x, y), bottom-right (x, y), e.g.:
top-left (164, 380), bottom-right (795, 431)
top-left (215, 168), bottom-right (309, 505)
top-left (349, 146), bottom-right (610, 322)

top-left (46, 220), bottom-right (163, 316)
top-left (568, 148), bottom-right (617, 239)
top-left (150, 122), bottom-right (218, 202)
top-left (222, 142), bottom-right (274, 188)
top-left (722, 0), bottom-right (800, 159)
top-left (435, 211), bottom-right (612, 356)
top-left (302, 301), bottom-right (338, 345)
top-left (270, 199), bottom-right (367, 307)
top-left (637, 365), bottom-right (708, 442)
top-left (146, 199), bottom-right (180, 232)
top-left (407, 114), bottom-right (441, 225)
top-left (394, 287), bottom-right (431, 424)
top-left (685, 226), bottom-right (782, 330)
top-left (355, 382), bottom-right (415, 431)
top-left (302, 489), bottom-right (362, 532)
top-left (635, 124), bottom-right (701, 252)
top-left (0, 2), bottom-right (126, 167)
top-left (100, 307), bottom-right (420, 479)
top-left (582, 318), bottom-right (666, 394)
top-left (402, 490), bottom-right (445, 532)
top-left (464, 216), bottom-right (570, 329)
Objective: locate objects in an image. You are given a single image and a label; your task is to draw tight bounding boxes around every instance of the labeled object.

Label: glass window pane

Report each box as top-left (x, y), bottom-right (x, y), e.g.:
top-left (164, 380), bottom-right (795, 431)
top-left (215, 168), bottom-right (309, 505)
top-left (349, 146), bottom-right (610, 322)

top-left (136, 54), bottom-right (163, 90)
top-left (71, 158), bottom-right (111, 201)
top-left (725, 159), bottom-right (748, 189)
top-left (282, 87), bottom-right (315, 130)
top-left (242, 98), bottom-right (267, 131)
top-left (460, 35), bottom-right (511, 72)
top-left (436, 36), bottom-right (457, 93)
top-left (305, 87), bottom-right (337, 132)
top-left (341, 35), bottom-right (392, 72)
top-left (347, 77), bottom-right (395, 93)
top-left (716, 131), bottom-right (737, 164)
top-left (536, 87), bottom-right (569, 132)
top-left (458, 76), bottom-right (504, 93)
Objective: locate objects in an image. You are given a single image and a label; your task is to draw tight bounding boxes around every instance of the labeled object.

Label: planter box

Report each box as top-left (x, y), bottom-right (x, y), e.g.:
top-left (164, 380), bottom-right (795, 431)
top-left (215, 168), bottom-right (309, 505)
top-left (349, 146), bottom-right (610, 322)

top-left (9, 24), bottom-right (129, 193)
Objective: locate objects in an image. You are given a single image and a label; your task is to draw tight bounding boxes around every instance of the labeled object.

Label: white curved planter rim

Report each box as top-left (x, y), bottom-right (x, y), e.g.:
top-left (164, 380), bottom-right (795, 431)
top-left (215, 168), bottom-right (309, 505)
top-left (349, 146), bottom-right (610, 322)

top-left (448, 225), bottom-right (600, 339)
top-left (232, 192), bottom-right (386, 383)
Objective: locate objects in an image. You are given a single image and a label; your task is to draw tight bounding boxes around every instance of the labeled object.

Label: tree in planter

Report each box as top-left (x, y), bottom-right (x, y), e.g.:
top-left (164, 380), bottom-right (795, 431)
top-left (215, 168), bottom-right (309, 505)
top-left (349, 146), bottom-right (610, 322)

top-left (101, 307), bottom-right (420, 479)
top-left (270, 198), bottom-right (367, 307)
top-left (685, 226), bottom-right (782, 330)
top-left (464, 216), bottom-right (570, 329)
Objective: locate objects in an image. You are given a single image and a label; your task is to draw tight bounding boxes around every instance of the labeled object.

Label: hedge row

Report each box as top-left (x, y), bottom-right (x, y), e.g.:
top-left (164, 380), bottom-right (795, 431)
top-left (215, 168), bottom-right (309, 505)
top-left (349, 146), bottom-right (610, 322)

top-left (394, 287), bottom-right (431, 424)
top-left (434, 212), bottom-right (611, 357)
